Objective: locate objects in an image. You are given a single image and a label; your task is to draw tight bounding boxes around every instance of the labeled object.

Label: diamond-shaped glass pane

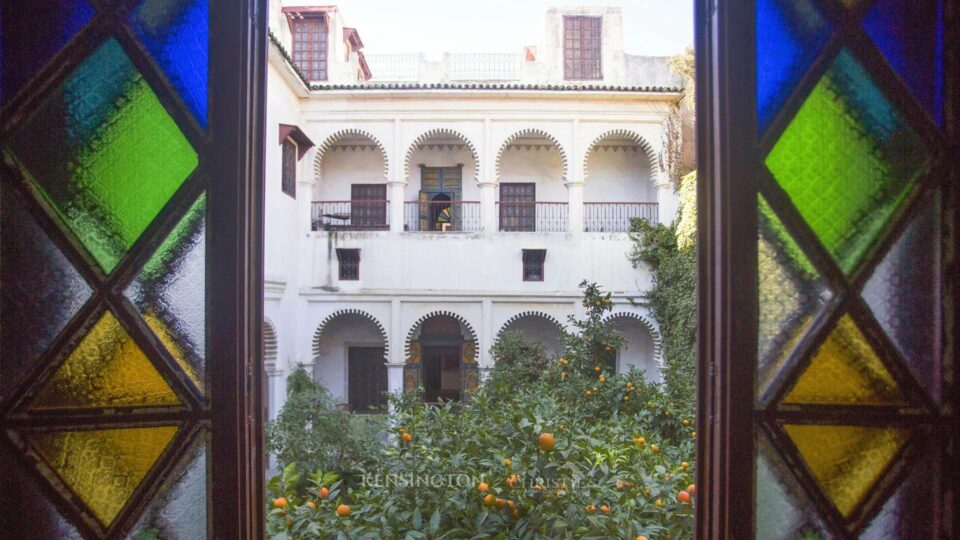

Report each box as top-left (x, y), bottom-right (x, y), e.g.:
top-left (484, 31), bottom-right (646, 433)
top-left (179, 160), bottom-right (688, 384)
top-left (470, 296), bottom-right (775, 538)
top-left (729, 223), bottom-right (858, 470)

top-left (861, 441), bottom-right (936, 539)
top-left (130, 0), bottom-right (209, 127)
top-left (1, 186), bottom-right (91, 403)
top-left (765, 49), bottom-right (931, 275)
top-left (0, 0), bottom-right (95, 104)
top-left (126, 194), bottom-right (206, 393)
top-left (756, 431), bottom-right (827, 539)
top-left (783, 314), bottom-right (906, 406)
top-left (27, 311), bottom-right (181, 409)
top-left (25, 426), bottom-right (178, 526)
top-left (863, 194), bottom-right (941, 403)
top-left (756, 0), bottom-right (832, 133)
top-left (863, 0), bottom-right (944, 126)
top-left (6, 38), bottom-right (198, 273)
top-left (783, 424), bottom-right (909, 519)
top-left (0, 442), bottom-right (84, 539)
top-left (758, 196), bottom-right (830, 400)
top-left (130, 430), bottom-right (207, 539)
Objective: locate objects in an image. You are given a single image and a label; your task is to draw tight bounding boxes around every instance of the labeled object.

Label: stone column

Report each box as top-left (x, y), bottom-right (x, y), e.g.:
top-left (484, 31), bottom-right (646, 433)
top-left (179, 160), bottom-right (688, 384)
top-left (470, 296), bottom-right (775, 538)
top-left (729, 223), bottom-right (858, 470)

top-left (655, 172), bottom-right (678, 225)
top-left (479, 182), bottom-right (497, 232)
top-left (388, 181), bottom-right (405, 232)
top-left (566, 181), bottom-right (585, 233)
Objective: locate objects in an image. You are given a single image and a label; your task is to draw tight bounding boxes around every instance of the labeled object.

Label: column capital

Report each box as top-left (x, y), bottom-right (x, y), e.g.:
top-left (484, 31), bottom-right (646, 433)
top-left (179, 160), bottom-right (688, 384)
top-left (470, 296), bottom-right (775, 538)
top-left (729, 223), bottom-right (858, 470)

top-left (564, 180), bottom-right (586, 188)
top-left (386, 180), bottom-right (407, 187)
top-left (478, 181), bottom-right (498, 188)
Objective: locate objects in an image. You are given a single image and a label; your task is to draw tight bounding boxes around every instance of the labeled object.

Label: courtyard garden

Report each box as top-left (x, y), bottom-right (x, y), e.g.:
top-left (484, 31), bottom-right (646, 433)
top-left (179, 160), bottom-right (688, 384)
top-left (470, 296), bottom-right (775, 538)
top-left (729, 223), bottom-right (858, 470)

top-left (265, 282), bottom-right (695, 539)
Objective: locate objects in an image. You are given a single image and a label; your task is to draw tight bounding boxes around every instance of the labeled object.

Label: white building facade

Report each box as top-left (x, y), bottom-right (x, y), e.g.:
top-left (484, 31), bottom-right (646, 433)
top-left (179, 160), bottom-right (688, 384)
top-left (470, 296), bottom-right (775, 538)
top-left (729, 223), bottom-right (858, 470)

top-left (263, 2), bottom-right (684, 416)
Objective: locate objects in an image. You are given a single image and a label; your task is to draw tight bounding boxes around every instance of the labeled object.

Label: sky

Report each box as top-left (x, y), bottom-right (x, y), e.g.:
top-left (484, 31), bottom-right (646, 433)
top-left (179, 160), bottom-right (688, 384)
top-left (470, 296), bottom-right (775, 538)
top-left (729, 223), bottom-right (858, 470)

top-left (331, 1), bottom-right (694, 57)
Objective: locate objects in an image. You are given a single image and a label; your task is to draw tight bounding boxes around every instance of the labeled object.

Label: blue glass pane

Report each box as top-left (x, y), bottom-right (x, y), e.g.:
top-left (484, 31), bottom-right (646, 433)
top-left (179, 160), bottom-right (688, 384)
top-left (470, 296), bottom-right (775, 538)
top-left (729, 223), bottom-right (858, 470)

top-left (0, 0), bottom-right (95, 104)
top-left (863, 0), bottom-right (943, 126)
top-left (130, 0), bottom-right (209, 128)
top-left (756, 0), bottom-right (832, 133)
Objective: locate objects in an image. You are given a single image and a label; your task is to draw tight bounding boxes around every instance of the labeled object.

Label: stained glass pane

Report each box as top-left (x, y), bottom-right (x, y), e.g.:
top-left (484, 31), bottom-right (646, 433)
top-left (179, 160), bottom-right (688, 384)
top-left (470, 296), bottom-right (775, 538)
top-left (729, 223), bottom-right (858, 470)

top-left (756, 431), bottom-right (827, 539)
top-left (1, 186), bottom-right (91, 403)
top-left (765, 49), bottom-right (931, 275)
top-left (755, 0), bottom-right (831, 133)
top-left (783, 424), bottom-right (909, 518)
top-left (783, 314), bottom-right (905, 406)
top-left (27, 311), bottom-right (181, 409)
top-left (862, 0), bottom-right (944, 125)
top-left (5, 38), bottom-right (198, 273)
top-left (861, 442), bottom-right (936, 539)
top-left (129, 431), bottom-right (207, 540)
top-left (0, 0), bottom-right (95, 104)
top-left (758, 196), bottom-right (829, 400)
top-left (0, 443), bottom-right (84, 540)
top-left (126, 194), bottom-right (206, 392)
top-left (863, 194), bottom-right (940, 402)
top-left (130, 0), bottom-right (209, 127)
top-left (25, 426), bottom-right (179, 526)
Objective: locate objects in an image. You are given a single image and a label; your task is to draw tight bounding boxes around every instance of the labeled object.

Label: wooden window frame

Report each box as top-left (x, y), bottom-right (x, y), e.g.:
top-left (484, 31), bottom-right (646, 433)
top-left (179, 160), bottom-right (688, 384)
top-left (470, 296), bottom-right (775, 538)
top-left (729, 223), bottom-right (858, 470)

top-left (281, 138), bottom-right (297, 198)
top-left (522, 249), bottom-right (546, 282)
top-left (337, 248), bottom-right (360, 281)
top-left (563, 15), bottom-right (602, 81)
top-left (289, 13), bottom-right (328, 82)
top-left (694, 1), bottom-right (960, 538)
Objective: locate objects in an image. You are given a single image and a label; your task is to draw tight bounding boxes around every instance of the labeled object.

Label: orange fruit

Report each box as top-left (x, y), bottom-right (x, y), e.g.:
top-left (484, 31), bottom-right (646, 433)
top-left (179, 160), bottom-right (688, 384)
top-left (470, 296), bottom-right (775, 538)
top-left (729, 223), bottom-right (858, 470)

top-left (598, 375), bottom-right (606, 383)
top-left (398, 427), bottom-right (406, 434)
top-left (677, 491), bottom-right (691, 504)
top-left (496, 498), bottom-right (506, 509)
top-left (585, 504), bottom-right (596, 513)
top-left (600, 504), bottom-right (610, 514)
top-left (538, 432), bottom-right (556, 452)
top-left (605, 346), bottom-right (613, 352)
top-left (507, 499), bottom-right (516, 510)
top-left (585, 390), bottom-right (592, 397)
top-left (402, 433), bottom-right (413, 443)
top-left (319, 487), bottom-right (330, 498)
top-left (682, 419), bottom-right (690, 426)
top-left (503, 458), bottom-right (512, 467)
top-left (636, 536), bottom-right (649, 540)
top-left (273, 497), bottom-right (287, 509)
top-left (680, 461), bottom-right (689, 470)
top-left (634, 436), bottom-right (646, 446)
top-left (477, 482), bottom-right (489, 492)
top-left (511, 508), bottom-right (519, 519)
top-left (650, 444), bottom-right (659, 453)
top-left (594, 366), bottom-right (601, 372)
top-left (654, 499), bottom-right (665, 508)
top-left (561, 371), bottom-right (567, 378)
top-left (506, 476), bottom-right (518, 488)
top-left (306, 500), bottom-right (316, 510)
top-left (336, 504), bottom-right (350, 517)
top-left (483, 494), bottom-right (496, 507)
top-left (688, 484), bottom-right (696, 496)
top-left (285, 517), bottom-right (293, 527)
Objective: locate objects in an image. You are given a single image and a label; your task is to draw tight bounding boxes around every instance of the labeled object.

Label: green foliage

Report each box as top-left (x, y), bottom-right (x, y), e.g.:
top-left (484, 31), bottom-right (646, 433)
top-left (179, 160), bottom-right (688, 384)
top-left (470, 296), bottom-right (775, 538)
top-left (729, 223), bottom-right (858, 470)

top-left (266, 284), bottom-right (695, 539)
top-left (675, 171), bottom-right (697, 252)
top-left (630, 209), bottom-right (697, 407)
top-left (488, 330), bottom-right (550, 389)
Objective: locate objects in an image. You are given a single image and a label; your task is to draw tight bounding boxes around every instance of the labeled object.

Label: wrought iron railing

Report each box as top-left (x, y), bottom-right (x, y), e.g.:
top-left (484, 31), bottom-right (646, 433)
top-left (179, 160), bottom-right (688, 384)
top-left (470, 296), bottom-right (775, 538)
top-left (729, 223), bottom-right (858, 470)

top-left (365, 54), bottom-right (420, 81)
top-left (497, 202), bottom-right (568, 232)
top-left (448, 53), bottom-right (522, 80)
top-left (583, 202), bottom-right (659, 232)
top-left (311, 201), bottom-right (390, 231)
top-left (403, 201), bottom-right (481, 232)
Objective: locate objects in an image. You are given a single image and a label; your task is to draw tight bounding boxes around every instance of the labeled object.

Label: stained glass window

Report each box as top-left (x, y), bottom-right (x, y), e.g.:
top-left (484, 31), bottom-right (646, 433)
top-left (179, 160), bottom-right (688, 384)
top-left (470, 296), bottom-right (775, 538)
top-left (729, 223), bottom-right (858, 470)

top-left (1, 1), bottom-right (212, 537)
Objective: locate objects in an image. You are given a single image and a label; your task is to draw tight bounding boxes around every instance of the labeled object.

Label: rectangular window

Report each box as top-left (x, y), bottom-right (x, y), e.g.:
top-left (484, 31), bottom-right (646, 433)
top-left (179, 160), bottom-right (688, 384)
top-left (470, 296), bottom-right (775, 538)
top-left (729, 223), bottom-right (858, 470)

top-left (348, 347), bottom-right (388, 412)
top-left (350, 184), bottom-right (387, 228)
top-left (281, 139), bottom-right (296, 198)
top-left (336, 248), bottom-right (360, 280)
top-left (563, 16), bottom-right (602, 80)
top-left (522, 249), bottom-right (546, 281)
top-left (500, 183), bottom-right (536, 232)
top-left (291, 15), bottom-right (328, 81)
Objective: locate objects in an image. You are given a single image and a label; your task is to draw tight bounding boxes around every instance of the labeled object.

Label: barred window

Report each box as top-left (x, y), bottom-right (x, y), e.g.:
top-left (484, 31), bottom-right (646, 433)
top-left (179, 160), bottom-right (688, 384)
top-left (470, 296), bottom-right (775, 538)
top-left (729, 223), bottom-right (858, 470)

top-left (563, 16), bottom-right (602, 80)
top-left (291, 14), bottom-right (328, 81)
top-left (281, 139), bottom-right (296, 198)
top-left (337, 248), bottom-right (360, 280)
top-left (522, 249), bottom-right (546, 282)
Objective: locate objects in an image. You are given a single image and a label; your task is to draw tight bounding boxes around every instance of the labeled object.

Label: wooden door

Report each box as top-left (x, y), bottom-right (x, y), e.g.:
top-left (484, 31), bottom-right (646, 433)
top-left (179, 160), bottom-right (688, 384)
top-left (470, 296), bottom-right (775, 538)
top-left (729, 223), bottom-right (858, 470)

top-left (347, 347), bottom-right (387, 412)
top-left (350, 184), bottom-right (386, 227)
top-left (499, 183), bottom-right (535, 231)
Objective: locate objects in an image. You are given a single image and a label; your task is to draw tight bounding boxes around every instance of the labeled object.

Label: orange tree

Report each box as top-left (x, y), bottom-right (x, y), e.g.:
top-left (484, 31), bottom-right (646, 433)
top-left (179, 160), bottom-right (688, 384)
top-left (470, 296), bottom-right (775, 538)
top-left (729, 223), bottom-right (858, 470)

top-left (266, 283), bottom-right (695, 539)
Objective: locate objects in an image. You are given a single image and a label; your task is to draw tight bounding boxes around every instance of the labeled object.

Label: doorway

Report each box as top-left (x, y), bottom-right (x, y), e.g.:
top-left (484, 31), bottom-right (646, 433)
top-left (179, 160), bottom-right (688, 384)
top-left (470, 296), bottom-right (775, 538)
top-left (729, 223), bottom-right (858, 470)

top-left (421, 345), bottom-right (461, 403)
top-left (347, 346), bottom-right (387, 412)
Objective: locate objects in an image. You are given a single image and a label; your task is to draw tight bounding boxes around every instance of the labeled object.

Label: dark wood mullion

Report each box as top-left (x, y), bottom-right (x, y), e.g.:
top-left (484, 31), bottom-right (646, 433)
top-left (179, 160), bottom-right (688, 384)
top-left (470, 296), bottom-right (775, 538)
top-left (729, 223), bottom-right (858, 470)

top-left (761, 405), bottom-right (931, 424)
top-left (945, 0), bottom-right (960, 535)
top-left (2, 410), bottom-right (197, 428)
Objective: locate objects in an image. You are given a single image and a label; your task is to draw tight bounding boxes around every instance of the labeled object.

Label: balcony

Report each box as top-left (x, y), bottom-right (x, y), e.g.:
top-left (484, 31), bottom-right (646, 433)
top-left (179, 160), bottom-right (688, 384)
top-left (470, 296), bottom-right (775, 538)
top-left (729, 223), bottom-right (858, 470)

top-left (584, 202), bottom-right (659, 232)
top-left (497, 202), bottom-right (568, 232)
top-left (404, 201), bottom-right (481, 232)
top-left (312, 201), bottom-right (389, 231)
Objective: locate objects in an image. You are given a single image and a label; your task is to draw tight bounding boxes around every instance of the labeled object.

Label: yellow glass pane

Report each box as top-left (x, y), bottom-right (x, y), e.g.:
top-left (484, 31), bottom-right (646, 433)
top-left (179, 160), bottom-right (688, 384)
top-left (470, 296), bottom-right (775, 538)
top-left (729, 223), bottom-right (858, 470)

top-left (784, 424), bottom-right (908, 518)
top-left (28, 311), bottom-right (180, 409)
top-left (26, 426), bottom-right (178, 526)
top-left (143, 310), bottom-right (202, 391)
top-left (783, 314), bottom-right (905, 405)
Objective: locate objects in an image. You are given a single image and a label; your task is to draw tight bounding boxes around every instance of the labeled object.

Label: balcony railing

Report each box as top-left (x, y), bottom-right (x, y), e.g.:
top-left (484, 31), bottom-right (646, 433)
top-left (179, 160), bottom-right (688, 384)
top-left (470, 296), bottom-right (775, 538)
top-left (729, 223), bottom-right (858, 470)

top-left (584, 202), bottom-right (659, 232)
top-left (312, 201), bottom-right (389, 231)
top-left (365, 54), bottom-right (420, 81)
top-left (404, 201), bottom-right (481, 232)
top-left (448, 53), bottom-right (522, 80)
top-left (497, 202), bottom-right (568, 232)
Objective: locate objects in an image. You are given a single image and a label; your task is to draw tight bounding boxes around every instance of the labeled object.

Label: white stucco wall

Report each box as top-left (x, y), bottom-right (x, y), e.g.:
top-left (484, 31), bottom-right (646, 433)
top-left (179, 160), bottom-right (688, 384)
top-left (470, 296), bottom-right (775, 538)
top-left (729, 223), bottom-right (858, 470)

top-left (312, 314), bottom-right (387, 403)
top-left (609, 316), bottom-right (660, 381)
top-left (584, 146), bottom-right (655, 202)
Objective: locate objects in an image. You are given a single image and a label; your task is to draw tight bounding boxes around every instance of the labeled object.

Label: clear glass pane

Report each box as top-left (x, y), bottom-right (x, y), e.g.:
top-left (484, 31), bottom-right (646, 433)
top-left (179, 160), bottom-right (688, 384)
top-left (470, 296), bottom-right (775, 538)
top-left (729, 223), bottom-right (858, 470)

top-left (129, 0), bottom-right (209, 127)
top-left (783, 424), bottom-right (909, 518)
top-left (27, 311), bottom-right (181, 409)
top-left (863, 194), bottom-right (941, 403)
top-left (126, 194), bottom-right (206, 393)
top-left (1, 185), bottom-right (91, 402)
top-left (25, 426), bottom-right (179, 526)
top-left (755, 0), bottom-right (832, 133)
top-left (756, 431), bottom-right (827, 539)
top-left (782, 314), bottom-right (905, 406)
top-left (6, 38), bottom-right (198, 273)
top-left (757, 195), bottom-right (830, 400)
top-left (765, 49), bottom-right (931, 275)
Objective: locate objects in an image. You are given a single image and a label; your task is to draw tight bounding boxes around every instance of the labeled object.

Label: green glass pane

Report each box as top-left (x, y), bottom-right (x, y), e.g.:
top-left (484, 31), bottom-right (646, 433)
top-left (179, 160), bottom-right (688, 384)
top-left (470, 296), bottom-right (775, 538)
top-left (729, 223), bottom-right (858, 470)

top-left (27, 311), bottom-right (181, 410)
top-left (756, 432), bottom-right (827, 539)
top-left (783, 314), bottom-right (906, 406)
top-left (784, 424), bottom-right (909, 519)
top-left (5, 38), bottom-right (198, 273)
top-left (765, 49), bottom-right (930, 275)
top-left (129, 430), bottom-right (207, 539)
top-left (758, 196), bottom-right (830, 400)
top-left (26, 426), bottom-right (178, 526)
top-left (126, 194), bottom-right (206, 393)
